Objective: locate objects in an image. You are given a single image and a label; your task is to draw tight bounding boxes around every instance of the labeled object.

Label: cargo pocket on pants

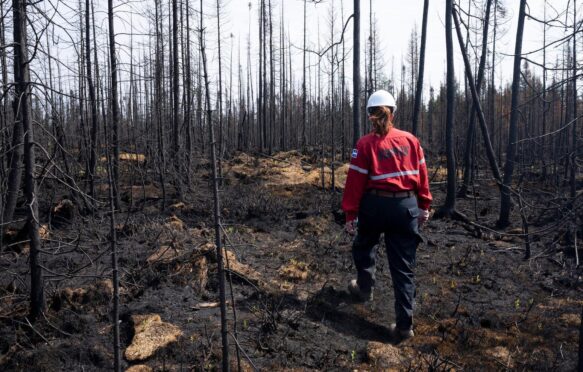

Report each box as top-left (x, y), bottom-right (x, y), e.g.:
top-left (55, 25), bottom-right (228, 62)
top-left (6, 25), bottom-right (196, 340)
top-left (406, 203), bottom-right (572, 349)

top-left (407, 207), bottom-right (424, 244)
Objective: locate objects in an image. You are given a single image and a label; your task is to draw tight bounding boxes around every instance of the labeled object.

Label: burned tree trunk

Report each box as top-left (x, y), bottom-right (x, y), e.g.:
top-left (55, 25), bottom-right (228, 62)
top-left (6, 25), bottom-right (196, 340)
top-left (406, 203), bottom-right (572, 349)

top-left (352, 0), bottom-right (361, 146)
top-left (579, 304), bottom-right (583, 370)
top-left (3, 0), bottom-right (25, 225)
top-left (184, 0), bottom-right (193, 181)
top-left (107, 0), bottom-right (121, 368)
top-left (0, 0), bottom-right (8, 185)
top-left (459, 0), bottom-right (493, 196)
top-left (302, 0), bottom-right (308, 151)
top-left (411, 0), bottom-right (429, 136)
top-left (199, 1), bottom-right (229, 370)
top-left (86, 0), bottom-right (98, 201)
top-left (13, 0), bottom-right (44, 320)
top-left (452, 6), bottom-right (501, 192)
top-left (172, 0), bottom-right (181, 194)
top-left (498, 0), bottom-right (527, 228)
top-left (569, 0), bottom-right (577, 200)
top-left (108, 0), bottom-right (121, 210)
top-left (435, 0), bottom-right (457, 218)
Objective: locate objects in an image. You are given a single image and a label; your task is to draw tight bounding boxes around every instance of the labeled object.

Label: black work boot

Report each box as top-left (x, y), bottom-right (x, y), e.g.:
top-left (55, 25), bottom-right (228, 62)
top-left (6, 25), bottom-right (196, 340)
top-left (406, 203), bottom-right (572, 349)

top-left (389, 323), bottom-right (414, 341)
top-left (347, 279), bottom-right (373, 302)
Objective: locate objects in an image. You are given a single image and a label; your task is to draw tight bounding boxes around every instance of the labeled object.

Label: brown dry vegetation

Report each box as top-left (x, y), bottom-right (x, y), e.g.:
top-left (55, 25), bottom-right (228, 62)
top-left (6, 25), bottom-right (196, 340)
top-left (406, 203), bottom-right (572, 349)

top-left (0, 152), bottom-right (582, 371)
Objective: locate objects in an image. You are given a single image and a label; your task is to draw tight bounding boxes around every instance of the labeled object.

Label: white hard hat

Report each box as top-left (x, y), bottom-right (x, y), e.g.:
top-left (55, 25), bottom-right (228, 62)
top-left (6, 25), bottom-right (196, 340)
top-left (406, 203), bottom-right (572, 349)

top-left (367, 90), bottom-right (397, 113)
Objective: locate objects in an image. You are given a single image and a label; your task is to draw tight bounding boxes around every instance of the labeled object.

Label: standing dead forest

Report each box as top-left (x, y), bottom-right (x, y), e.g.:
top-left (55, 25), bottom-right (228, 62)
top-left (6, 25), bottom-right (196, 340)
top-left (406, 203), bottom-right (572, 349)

top-left (0, 0), bottom-right (582, 370)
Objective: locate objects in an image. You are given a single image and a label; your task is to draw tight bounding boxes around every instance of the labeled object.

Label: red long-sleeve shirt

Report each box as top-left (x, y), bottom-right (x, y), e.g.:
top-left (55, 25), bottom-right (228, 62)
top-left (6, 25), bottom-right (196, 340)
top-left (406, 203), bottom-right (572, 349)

top-left (342, 128), bottom-right (432, 222)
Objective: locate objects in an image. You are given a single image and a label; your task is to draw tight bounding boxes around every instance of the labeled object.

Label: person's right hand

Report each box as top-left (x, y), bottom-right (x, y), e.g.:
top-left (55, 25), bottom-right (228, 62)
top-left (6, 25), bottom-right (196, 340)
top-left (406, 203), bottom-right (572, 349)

top-left (418, 209), bottom-right (430, 227)
top-left (345, 220), bottom-right (357, 236)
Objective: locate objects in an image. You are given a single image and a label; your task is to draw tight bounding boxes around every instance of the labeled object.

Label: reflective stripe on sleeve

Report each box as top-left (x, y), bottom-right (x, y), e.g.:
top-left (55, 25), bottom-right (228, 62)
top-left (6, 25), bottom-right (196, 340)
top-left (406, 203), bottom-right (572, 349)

top-left (369, 169), bottom-right (419, 181)
top-left (349, 164), bottom-right (369, 174)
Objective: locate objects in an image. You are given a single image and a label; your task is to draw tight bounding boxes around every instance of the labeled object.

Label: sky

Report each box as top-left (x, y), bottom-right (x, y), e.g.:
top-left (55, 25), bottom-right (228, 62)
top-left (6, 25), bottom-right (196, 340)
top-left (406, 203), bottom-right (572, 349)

top-left (221, 0), bottom-right (577, 96)
top-left (13, 0), bottom-right (578, 106)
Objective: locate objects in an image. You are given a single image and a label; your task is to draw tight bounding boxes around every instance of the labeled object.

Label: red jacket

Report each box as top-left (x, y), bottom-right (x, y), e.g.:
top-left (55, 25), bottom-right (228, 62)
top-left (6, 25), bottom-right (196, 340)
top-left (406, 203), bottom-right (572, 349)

top-left (342, 128), bottom-right (432, 222)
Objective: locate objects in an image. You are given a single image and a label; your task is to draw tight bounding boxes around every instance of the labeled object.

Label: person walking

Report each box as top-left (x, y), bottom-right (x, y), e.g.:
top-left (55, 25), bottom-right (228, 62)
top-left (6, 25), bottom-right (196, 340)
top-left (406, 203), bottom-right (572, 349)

top-left (342, 89), bottom-right (432, 340)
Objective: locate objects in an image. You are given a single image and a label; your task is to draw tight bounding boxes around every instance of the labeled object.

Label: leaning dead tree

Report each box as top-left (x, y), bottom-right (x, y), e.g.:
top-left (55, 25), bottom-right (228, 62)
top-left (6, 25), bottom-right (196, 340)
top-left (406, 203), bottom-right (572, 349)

top-left (458, 0), bottom-right (493, 197)
top-left (452, 3), bottom-right (501, 189)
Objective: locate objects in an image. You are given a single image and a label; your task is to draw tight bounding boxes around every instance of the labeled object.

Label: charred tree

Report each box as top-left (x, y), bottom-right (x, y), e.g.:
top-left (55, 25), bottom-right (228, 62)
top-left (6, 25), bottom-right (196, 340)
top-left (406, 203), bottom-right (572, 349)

top-left (108, 0), bottom-right (121, 210)
top-left (13, 0), bottom-right (44, 320)
top-left (199, 1), bottom-right (229, 370)
top-left (435, 0), bottom-right (457, 218)
top-left (459, 0), bottom-right (493, 196)
top-left (268, 0), bottom-right (275, 154)
top-left (216, 0), bottom-right (224, 175)
top-left (302, 0), bottom-right (308, 150)
top-left (411, 0), bottom-right (429, 137)
top-left (569, 0), bottom-right (577, 200)
top-left (86, 0), bottom-right (98, 201)
top-left (0, 0), bottom-right (8, 185)
top-left (3, 0), bottom-right (24, 225)
top-left (105, 108), bottom-right (121, 372)
top-left (172, 0), bottom-right (181, 194)
top-left (498, 0), bottom-right (527, 228)
top-left (184, 0), bottom-right (193, 184)
top-left (579, 304), bottom-right (583, 371)
top-left (155, 0), bottom-right (167, 209)
top-left (353, 0), bottom-right (361, 146)
top-left (452, 6), bottom-right (501, 188)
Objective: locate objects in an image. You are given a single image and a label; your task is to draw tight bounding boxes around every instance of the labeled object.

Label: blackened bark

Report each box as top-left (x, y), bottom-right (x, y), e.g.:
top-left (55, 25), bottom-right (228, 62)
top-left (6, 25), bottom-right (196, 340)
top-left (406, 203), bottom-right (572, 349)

top-left (302, 0), bottom-right (307, 151)
top-left (459, 0), bottom-right (492, 196)
top-left (185, 0), bottom-right (193, 178)
top-left (3, 0), bottom-right (24, 225)
top-left (107, 0), bottom-right (121, 367)
top-left (353, 0), bottom-right (361, 146)
top-left (200, 1), bottom-right (229, 369)
top-left (108, 0), bottom-right (121, 210)
top-left (172, 0), bottom-right (181, 189)
top-left (280, 3), bottom-right (286, 150)
top-left (569, 0), bottom-right (577, 200)
top-left (498, 0), bottom-right (527, 228)
top-left (0, 0), bottom-right (8, 183)
top-left (437, 0), bottom-right (456, 218)
top-left (3, 105), bottom-right (23, 225)
top-left (411, 0), bottom-right (429, 136)
top-left (268, 0), bottom-right (275, 154)
top-left (12, 0), bottom-right (44, 321)
top-left (86, 0), bottom-right (98, 201)
top-left (261, 0), bottom-right (267, 151)
top-left (216, 0), bottom-right (224, 176)
top-left (579, 304), bottom-right (583, 370)
top-left (106, 125), bottom-right (121, 372)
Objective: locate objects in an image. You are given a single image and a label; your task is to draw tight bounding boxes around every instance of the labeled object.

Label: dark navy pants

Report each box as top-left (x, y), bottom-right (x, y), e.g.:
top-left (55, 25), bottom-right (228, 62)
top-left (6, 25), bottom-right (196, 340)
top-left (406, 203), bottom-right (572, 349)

top-left (352, 193), bottom-right (423, 331)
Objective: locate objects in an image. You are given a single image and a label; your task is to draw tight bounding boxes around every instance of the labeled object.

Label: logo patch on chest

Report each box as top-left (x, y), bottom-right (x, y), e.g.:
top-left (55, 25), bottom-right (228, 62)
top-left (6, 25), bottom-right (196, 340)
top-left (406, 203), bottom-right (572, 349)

top-left (351, 149), bottom-right (358, 158)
